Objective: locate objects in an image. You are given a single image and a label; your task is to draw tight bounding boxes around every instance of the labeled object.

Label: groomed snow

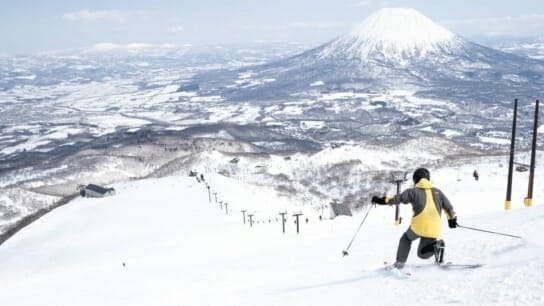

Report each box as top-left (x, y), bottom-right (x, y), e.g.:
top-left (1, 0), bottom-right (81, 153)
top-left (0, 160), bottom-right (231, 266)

top-left (0, 157), bottom-right (543, 306)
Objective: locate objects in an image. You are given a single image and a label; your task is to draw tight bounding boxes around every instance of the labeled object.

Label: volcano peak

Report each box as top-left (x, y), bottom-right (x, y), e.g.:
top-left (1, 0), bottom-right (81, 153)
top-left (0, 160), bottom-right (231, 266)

top-left (322, 8), bottom-right (460, 59)
top-left (350, 8), bottom-right (454, 46)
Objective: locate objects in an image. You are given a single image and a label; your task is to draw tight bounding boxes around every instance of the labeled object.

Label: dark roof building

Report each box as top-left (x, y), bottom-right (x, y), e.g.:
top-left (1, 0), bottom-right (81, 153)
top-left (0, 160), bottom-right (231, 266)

top-left (330, 201), bottom-right (352, 218)
top-left (80, 184), bottom-right (116, 198)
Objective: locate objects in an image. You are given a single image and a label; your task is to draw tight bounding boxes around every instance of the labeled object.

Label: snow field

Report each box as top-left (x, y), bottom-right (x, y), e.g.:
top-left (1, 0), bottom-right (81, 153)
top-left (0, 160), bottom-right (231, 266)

top-left (0, 156), bottom-right (543, 305)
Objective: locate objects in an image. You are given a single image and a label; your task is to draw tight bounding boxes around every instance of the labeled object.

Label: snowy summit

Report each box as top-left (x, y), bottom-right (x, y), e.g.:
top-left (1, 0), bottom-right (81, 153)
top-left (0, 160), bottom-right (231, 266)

top-left (322, 8), bottom-right (460, 59)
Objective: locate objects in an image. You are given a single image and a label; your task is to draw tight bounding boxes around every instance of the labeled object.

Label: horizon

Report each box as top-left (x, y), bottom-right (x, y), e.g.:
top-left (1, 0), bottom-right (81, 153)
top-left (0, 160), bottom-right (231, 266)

top-left (1, 1), bottom-right (544, 55)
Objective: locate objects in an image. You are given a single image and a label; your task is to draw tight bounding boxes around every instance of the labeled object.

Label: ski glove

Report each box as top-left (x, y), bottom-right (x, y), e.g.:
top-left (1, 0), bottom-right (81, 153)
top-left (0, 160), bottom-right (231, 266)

top-left (371, 196), bottom-right (387, 205)
top-left (448, 217), bottom-right (458, 228)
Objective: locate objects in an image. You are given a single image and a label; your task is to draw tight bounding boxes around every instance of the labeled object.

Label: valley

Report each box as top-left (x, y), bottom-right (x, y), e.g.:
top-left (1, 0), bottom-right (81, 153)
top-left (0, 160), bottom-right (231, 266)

top-left (0, 8), bottom-right (542, 246)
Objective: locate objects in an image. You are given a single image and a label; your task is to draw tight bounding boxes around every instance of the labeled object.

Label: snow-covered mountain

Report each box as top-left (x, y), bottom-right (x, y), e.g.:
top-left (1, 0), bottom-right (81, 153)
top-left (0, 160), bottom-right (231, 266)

top-left (188, 7), bottom-right (543, 149)
top-left (1, 8), bottom-right (543, 302)
top-left (320, 8), bottom-right (458, 60)
top-left (1, 8), bottom-right (542, 248)
top-left (495, 37), bottom-right (544, 60)
top-left (197, 7), bottom-right (543, 99)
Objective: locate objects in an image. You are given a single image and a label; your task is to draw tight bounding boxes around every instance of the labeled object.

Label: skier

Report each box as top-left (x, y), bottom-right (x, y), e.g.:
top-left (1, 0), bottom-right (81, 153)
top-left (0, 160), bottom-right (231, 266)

top-left (473, 169), bottom-right (479, 181)
top-left (371, 168), bottom-right (458, 269)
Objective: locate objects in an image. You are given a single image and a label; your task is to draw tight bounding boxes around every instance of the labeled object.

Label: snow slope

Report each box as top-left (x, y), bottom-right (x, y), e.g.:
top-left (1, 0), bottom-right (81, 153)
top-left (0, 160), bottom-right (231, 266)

top-left (0, 158), bottom-right (543, 306)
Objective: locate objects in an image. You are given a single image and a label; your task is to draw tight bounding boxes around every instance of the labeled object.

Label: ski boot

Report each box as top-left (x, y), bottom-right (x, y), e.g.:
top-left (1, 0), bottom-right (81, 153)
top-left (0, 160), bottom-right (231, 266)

top-left (434, 239), bottom-right (445, 264)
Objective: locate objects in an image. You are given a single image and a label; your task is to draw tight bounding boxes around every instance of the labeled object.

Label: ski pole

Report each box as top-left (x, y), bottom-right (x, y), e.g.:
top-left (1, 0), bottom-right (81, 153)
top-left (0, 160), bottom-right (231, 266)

top-left (458, 225), bottom-right (522, 239)
top-left (342, 204), bottom-right (373, 257)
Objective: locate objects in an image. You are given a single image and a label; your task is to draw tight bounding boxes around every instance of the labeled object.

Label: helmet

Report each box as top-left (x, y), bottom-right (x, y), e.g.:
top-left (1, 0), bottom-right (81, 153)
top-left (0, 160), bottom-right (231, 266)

top-left (413, 168), bottom-right (430, 183)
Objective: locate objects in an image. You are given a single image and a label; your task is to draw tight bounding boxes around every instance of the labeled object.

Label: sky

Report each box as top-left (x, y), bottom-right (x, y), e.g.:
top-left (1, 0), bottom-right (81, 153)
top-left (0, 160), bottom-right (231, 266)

top-left (1, 0), bottom-right (544, 54)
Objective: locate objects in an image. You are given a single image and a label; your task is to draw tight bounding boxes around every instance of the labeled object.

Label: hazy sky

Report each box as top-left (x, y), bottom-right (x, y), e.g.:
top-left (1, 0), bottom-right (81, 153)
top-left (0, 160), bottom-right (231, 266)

top-left (1, 0), bottom-right (544, 54)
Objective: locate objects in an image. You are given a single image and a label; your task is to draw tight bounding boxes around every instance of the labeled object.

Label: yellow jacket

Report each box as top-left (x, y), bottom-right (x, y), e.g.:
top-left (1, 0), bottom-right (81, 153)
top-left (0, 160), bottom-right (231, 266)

top-left (386, 178), bottom-right (455, 238)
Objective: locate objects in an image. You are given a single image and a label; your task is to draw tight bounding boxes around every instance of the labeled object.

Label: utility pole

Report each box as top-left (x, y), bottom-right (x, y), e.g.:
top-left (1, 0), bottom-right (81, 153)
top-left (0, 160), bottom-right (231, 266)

top-left (320, 205), bottom-right (325, 219)
top-left (390, 171), bottom-right (408, 225)
top-left (241, 210), bottom-right (247, 224)
top-left (525, 100), bottom-right (539, 208)
top-left (505, 99), bottom-right (518, 210)
top-left (248, 214), bottom-right (254, 227)
top-left (219, 201), bottom-right (223, 210)
top-left (293, 212), bottom-right (303, 234)
top-left (279, 212), bottom-right (287, 234)
top-left (213, 192), bottom-right (218, 204)
top-left (224, 202), bottom-right (229, 215)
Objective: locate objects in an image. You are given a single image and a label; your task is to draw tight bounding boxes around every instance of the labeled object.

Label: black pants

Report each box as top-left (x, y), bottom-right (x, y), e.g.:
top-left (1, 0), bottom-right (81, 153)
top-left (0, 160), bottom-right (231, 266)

top-left (396, 228), bottom-right (436, 264)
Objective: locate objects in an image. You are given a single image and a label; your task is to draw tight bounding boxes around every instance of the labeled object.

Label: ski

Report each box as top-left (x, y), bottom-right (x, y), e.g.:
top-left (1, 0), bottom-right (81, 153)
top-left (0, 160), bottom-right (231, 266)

top-left (380, 260), bottom-right (482, 278)
top-left (438, 262), bottom-right (483, 269)
top-left (410, 262), bottom-right (483, 270)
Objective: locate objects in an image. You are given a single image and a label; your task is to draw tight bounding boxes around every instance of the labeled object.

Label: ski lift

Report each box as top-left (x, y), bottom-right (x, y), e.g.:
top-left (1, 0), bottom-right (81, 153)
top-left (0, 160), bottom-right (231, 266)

top-left (514, 161), bottom-right (529, 172)
top-left (390, 171), bottom-right (408, 225)
top-left (516, 165), bottom-right (528, 172)
top-left (456, 167), bottom-right (461, 182)
top-left (389, 171), bottom-right (408, 184)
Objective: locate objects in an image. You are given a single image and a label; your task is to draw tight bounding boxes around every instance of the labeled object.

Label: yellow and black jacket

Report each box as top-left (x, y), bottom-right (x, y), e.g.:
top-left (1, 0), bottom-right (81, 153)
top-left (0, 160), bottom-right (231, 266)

top-left (385, 178), bottom-right (455, 238)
